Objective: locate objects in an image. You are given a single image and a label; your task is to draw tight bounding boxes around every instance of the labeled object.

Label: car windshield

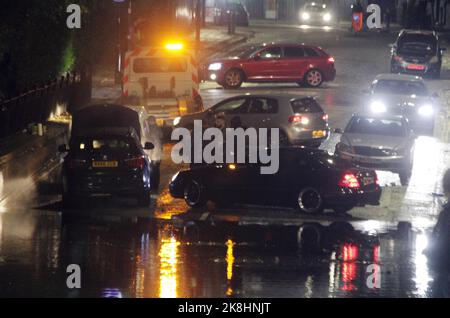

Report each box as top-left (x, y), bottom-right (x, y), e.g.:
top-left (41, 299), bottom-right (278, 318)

top-left (398, 34), bottom-right (437, 55)
top-left (305, 4), bottom-right (325, 12)
top-left (226, 44), bottom-right (264, 58)
top-left (373, 79), bottom-right (428, 96)
top-left (346, 117), bottom-right (406, 137)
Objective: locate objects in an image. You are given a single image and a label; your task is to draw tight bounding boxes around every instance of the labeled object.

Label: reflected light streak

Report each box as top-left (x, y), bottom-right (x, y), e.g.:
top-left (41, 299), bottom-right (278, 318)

top-left (413, 234), bottom-right (432, 296)
top-left (226, 239), bottom-right (235, 296)
top-left (341, 244), bottom-right (359, 292)
top-left (159, 237), bottom-right (180, 298)
top-left (0, 171), bottom-right (6, 214)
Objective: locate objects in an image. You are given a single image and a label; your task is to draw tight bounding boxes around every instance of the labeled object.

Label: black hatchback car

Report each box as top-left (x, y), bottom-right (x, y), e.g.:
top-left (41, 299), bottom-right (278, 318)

top-left (169, 147), bottom-right (381, 214)
top-left (390, 30), bottom-right (446, 78)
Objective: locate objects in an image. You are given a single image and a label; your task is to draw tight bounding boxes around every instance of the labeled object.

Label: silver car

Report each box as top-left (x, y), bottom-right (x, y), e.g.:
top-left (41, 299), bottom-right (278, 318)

top-left (335, 114), bottom-right (415, 185)
top-left (363, 74), bottom-right (438, 135)
top-left (174, 94), bottom-right (329, 146)
top-left (299, 2), bottom-right (336, 26)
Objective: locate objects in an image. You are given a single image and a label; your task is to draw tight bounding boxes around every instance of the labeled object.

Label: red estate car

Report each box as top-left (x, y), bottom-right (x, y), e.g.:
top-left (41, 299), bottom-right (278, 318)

top-left (207, 43), bottom-right (336, 89)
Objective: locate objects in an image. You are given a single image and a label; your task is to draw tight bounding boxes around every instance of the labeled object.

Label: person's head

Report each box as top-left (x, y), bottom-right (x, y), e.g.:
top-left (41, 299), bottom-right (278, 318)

top-left (443, 168), bottom-right (450, 198)
top-left (215, 112), bottom-right (226, 129)
top-left (147, 116), bottom-right (157, 126)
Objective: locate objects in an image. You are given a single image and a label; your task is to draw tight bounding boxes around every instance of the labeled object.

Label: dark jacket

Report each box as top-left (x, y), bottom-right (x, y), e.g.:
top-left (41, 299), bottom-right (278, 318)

top-left (426, 202), bottom-right (450, 269)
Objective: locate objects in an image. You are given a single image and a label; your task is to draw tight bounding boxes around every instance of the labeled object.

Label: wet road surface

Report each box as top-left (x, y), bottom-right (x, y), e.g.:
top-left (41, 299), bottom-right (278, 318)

top-left (1, 24), bottom-right (450, 298)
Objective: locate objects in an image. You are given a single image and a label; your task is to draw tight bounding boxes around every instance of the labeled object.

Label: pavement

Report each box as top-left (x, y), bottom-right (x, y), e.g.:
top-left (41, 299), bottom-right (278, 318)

top-left (1, 22), bottom-right (450, 298)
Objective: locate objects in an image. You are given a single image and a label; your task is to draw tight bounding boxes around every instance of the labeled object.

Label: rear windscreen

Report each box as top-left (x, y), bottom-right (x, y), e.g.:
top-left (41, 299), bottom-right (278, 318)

top-left (291, 98), bottom-right (323, 113)
top-left (71, 137), bottom-right (137, 152)
top-left (133, 57), bottom-right (187, 73)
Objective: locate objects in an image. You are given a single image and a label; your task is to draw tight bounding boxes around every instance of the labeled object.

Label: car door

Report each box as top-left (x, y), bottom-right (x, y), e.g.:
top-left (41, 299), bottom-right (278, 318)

top-left (239, 97), bottom-right (279, 129)
top-left (243, 46), bottom-right (283, 80)
top-left (280, 46), bottom-right (309, 80)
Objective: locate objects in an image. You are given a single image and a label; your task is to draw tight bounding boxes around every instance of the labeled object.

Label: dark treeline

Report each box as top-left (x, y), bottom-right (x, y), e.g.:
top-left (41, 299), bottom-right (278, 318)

top-left (0, 0), bottom-right (115, 99)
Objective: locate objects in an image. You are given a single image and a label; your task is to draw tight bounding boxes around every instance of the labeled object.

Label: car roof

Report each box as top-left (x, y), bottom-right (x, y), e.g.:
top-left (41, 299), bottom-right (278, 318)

top-left (373, 73), bottom-right (424, 83)
top-left (400, 29), bottom-right (437, 36)
top-left (225, 93), bottom-right (317, 101)
top-left (352, 113), bottom-right (406, 121)
top-left (257, 42), bottom-right (317, 48)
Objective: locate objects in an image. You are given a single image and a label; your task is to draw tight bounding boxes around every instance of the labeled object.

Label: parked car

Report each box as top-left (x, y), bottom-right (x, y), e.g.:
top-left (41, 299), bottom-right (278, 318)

top-left (335, 114), bottom-right (416, 185)
top-left (59, 105), bottom-right (156, 207)
top-left (214, 2), bottom-right (249, 27)
top-left (169, 147), bottom-right (381, 214)
top-left (364, 73), bottom-right (438, 135)
top-left (174, 94), bottom-right (329, 146)
top-left (390, 29), bottom-right (446, 78)
top-left (206, 43), bottom-right (336, 88)
top-left (299, 2), bottom-right (337, 26)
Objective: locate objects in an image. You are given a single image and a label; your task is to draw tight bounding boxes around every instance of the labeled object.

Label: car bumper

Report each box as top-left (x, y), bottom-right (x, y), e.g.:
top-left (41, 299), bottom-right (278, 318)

top-left (325, 186), bottom-right (382, 207)
top-left (338, 152), bottom-right (409, 172)
top-left (288, 127), bottom-right (329, 145)
top-left (391, 61), bottom-right (440, 77)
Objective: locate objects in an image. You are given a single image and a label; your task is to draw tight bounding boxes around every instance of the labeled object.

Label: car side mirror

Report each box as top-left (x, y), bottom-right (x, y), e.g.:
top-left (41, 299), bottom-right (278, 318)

top-left (58, 144), bottom-right (68, 153)
top-left (334, 128), bottom-right (343, 134)
top-left (144, 142), bottom-right (155, 150)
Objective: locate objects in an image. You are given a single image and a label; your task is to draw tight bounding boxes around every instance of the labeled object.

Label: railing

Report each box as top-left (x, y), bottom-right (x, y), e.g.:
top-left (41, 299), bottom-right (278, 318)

top-left (0, 71), bottom-right (91, 138)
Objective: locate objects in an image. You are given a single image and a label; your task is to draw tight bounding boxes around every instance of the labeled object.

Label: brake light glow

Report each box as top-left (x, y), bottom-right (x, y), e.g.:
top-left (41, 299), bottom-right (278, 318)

top-left (125, 156), bottom-right (145, 169)
top-left (322, 114), bottom-right (329, 121)
top-left (327, 56), bottom-right (335, 63)
top-left (339, 172), bottom-right (360, 188)
top-left (289, 115), bottom-right (310, 125)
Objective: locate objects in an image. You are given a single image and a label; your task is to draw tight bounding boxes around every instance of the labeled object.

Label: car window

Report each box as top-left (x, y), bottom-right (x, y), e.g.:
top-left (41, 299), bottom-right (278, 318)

top-left (283, 47), bottom-right (305, 58)
top-left (247, 98), bottom-right (279, 114)
top-left (133, 58), bottom-right (187, 73)
top-left (259, 47), bottom-right (282, 59)
top-left (373, 80), bottom-right (428, 96)
top-left (214, 98), bottom-right (249, 114)
top-left (398, 34), bottom-right (437, 55)
top-left (227, 45), bottom-right (263, 58)
top-left (345, 117), bottom-right (407, 137)
top-left (304, 47), bottom-right (319, 57)
top-left (291, 98), bottom-right (323, 113)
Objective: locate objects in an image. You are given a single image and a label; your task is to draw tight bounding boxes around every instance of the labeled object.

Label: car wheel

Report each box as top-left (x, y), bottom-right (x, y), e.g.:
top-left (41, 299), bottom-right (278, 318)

top-left (184, 179), bottom-right (207, 208)
top-left (399, 170), bottom-right (411, 186)
top-left (304, 69), bottom-right (323, 88)
top-left (223, 69), bottom-right (244, 89)
top-left (297, 187), bottom-right (324, 214)
top-left (138, 189), bottom-right (151, 207)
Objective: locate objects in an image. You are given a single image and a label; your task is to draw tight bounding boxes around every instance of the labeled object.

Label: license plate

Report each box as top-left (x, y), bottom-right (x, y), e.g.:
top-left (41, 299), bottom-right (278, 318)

top-left (406, 64), bottom-right (425, 70)
top-left (363, 177), bottom-right (375, 186)
top-left (92, 161), bottom-right (118, 168)
top-left (312, 130), bottom-right (326, 138)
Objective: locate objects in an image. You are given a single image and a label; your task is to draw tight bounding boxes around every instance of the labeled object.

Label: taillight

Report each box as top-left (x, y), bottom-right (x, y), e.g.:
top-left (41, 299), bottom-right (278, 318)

top-left (327, 56), bottom-right (335, 63)
top-left (374, 172), bottom-right (379, 185)
top-left (322, 114), bottom-right (329, 122)
top-left (67, 159), bottom-right (86, 169)
top-left (289, 115), bottom-right (310, 125)
top-left (124, 156), bottom-right (145, 169)
top-left (339, 172), bottom-right (360, 188)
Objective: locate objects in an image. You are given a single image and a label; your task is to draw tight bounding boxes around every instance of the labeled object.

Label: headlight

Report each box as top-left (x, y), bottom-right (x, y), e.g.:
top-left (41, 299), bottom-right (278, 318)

top-left (173, 116), bottom-right (181, 126)
top-left (208, 63), bottom-right (222, 71)
top-left (370, 101), bottom-right (387, 113)
top-left (430, 56), bottom-right (439, 63)
top-left (171, 172), bottom-right (180, 183)
top-left (323, 13), bottom-right (332, 22)
top-left (418, 104), bottom-right (434, 117)
top-left (302, 12), bottom-right (310, 20)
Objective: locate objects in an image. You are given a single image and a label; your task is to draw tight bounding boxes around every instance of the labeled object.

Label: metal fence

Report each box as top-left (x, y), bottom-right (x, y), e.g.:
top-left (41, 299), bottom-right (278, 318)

top-left (0, 71), bottom-right (91, 138)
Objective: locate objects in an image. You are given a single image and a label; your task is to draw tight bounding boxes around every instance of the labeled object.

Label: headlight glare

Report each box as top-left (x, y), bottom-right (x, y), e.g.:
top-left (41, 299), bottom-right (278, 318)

top-left (370, 101), bottom-right (387, 113)
top-left (302, 12), bottom-right (310, 20)
top-left (418, 104), bottom-right (434, 116)
top-left (323, 13), bottom-right (331, 21)
top-left (173, 116), bottom-right (181, 126)
top-left (208, 63), bottom-right (222, 71)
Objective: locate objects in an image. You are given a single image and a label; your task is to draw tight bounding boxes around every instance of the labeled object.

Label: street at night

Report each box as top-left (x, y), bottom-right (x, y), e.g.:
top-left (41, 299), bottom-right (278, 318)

top-left (1, 0), bottom-right (450, 302)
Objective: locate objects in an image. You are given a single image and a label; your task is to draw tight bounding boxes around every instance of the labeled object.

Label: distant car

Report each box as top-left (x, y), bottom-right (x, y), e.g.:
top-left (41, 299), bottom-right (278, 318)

top-left (214, 2), bottom-right (250, 27)
top-left (206, 43), bottom-right (336, 88)
top-left (335, 114), bottom-right (416, 185)
top-left (169, 147), bottom-right (381, 214)
top-left (390, 29), bottom-right (446, 78)
top-left (364, 74), bottom-right (438, 135)
top-left (174, 94), bottom-right (329, 146)
top-left (59, 105), bottom-right (156, 207)
top-left (299, 2), bottom-right (337, 26)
